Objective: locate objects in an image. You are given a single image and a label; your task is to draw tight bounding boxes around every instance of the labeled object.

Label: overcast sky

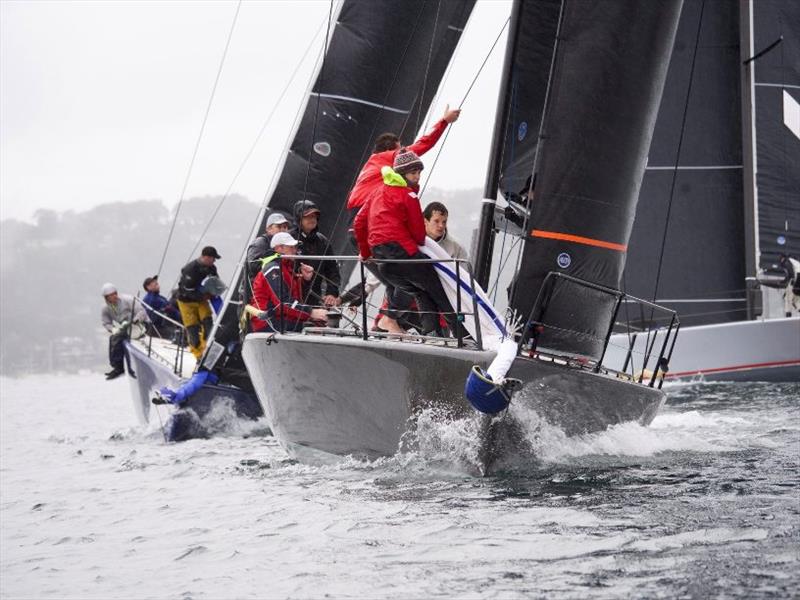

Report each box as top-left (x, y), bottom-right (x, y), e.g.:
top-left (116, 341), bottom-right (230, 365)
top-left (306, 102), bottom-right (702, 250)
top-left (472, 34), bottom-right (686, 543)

top-left (0, 0), bottom-right (511, 223)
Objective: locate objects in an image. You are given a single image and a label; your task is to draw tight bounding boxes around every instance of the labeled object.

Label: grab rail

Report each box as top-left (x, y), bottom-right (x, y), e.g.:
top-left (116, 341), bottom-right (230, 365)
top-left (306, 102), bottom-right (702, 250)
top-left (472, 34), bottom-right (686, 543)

top-left (522, 272), bottom-right (680, 389)
top-left (259, 254), bottom-right (482, 350)
top-left (134, 297), bottom-right (188, 376)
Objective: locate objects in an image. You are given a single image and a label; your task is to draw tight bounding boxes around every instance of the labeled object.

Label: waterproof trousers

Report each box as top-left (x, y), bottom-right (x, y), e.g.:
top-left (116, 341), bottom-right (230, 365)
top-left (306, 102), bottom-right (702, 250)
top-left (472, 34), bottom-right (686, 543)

top-left (372, 242), bottom-right (457, 336)
top-left (108, 332), bottom-right (126, 369)
top-left (177, 299), bottom-right (213, 360)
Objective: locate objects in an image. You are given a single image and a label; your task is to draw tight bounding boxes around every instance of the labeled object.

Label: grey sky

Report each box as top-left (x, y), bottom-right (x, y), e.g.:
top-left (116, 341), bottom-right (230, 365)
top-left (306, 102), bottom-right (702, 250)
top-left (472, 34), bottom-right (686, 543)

top-left (0, 0), bottom-right (510, 223)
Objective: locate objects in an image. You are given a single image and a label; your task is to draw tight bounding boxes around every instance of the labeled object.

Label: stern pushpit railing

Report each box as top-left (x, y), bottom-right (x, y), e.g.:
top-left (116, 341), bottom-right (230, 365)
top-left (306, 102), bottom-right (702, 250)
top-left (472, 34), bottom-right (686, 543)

top-left (134, 297), bottom-right (189, 376)
top-left (521, 272), bottom-right (680, 389)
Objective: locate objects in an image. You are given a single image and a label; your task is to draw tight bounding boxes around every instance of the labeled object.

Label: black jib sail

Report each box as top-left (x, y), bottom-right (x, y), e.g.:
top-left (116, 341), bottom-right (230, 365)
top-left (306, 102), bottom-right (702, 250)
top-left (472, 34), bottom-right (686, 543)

top-left (489, 0), bottom-right (683, 359)
top-left (205, 0), bottom-right (474, 357)
top-left (474, 0), bottom-right (561, 286)
top-left (624, 0), bottom-right (747, 327)
top-left (746, 0), bottom-right (800, 271)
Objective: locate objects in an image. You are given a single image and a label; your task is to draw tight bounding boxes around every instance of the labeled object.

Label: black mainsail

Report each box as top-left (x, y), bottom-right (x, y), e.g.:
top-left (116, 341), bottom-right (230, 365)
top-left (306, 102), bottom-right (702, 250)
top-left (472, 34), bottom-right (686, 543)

top-left (479, 0), bottom-right (683, 359)
top-left (745, 0), bottom-right (800, 272)
top-left (622, 0), bottom-right (799, 328)
top-left (625, 0), bottom-right (747, 327)
top-left (206, 0), bottom-right (474, 358)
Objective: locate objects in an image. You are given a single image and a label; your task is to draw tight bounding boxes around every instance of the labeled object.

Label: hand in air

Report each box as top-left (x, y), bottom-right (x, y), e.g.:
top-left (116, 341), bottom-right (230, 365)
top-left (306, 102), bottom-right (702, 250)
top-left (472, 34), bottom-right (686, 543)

top-left (443, 104), bottom-right (461, 124)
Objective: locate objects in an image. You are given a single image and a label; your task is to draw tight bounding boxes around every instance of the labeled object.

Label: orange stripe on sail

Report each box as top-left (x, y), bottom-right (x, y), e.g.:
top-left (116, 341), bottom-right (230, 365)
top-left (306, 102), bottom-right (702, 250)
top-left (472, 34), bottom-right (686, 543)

top-left (531, 229), bottom-right (627, 252)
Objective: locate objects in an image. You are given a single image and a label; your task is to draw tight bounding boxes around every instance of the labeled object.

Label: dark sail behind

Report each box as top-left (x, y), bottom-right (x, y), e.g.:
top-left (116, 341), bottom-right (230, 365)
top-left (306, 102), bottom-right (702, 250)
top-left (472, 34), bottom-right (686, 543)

top-left (750, 0), bottom-right (800, 270)
top-left (624, 0), bottom-right (746, 327)
top-left (507, 0), bottom-right (683, 359)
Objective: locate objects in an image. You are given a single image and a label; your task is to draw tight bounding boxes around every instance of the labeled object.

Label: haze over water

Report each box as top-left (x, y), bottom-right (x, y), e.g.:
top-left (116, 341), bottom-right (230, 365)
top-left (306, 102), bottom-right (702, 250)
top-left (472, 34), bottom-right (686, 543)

top-left (1, 375), bottom-right (798, 599)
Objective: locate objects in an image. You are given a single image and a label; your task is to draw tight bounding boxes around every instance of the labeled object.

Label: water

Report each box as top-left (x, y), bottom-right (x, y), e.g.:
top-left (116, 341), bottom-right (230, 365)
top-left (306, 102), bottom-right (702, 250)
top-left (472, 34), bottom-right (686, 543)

top-left (1, 375), bottom-right (798, 599)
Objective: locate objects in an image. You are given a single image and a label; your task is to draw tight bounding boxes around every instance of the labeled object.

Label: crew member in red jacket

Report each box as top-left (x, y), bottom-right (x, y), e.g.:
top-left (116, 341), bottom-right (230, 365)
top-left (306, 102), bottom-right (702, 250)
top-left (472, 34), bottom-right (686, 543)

top-left (354, 148), bottom-right (456, 336)
top-left (249, 232), bottom-right (329, 332)
top-left (346, 105), bottom-right (461, 214)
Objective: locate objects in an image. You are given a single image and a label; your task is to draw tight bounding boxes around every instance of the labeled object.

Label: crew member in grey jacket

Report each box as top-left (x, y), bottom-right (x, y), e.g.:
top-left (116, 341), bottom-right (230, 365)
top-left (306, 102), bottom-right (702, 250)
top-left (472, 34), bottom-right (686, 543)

top-left (100, 283), bottom-right (147, 380)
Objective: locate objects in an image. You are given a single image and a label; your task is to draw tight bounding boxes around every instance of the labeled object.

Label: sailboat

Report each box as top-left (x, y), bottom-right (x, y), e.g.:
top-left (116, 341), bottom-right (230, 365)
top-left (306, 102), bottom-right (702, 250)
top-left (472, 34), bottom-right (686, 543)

top-left (608, 0), bottom-right (799, 383)
top-left (239, 0), bottom-right (684, 472)
top-left (123, 303), bottom-right (263, 442)
top-left (120, 0), bottom-right (475, 442)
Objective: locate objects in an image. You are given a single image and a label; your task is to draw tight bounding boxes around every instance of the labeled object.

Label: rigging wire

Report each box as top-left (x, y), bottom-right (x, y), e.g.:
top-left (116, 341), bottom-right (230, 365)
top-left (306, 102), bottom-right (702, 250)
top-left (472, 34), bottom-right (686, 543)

top-left (230, 43), bottom-right (328, 297)
top-left (419, 0), bottom-right (476, 135)
top-left (184, 17), bottom-right (328, 263)
top-left (156, 0), bottom-right (242, 277)
top-left (198, 24), bottom-right (329, 356)
top-left (651, 0), bottom-right (706, 302)
top-left (302, 0), bottom-right (335, 200)
top-left (419, 15), bottom-right (510, 199)
top-left (415, 0), bottom-right (443, 136)
top-left (633, 0), bottom-right (705, 375)
top-left (489, 69), bottom-right (519, 305)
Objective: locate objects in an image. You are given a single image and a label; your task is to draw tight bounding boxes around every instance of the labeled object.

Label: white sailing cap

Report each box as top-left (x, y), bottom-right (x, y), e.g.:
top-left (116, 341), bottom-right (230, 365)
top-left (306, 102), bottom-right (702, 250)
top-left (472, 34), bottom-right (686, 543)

top-left (270, 232), bottom-right (299, 249)
top-left (101, 282), bottom-right (117, 296)
top-left (266, 212), bottom-right (289, 227)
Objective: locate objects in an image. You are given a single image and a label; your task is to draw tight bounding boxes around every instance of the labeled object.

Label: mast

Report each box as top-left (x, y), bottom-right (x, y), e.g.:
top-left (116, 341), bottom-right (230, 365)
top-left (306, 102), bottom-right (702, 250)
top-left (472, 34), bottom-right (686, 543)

top-left (473, 0), bottom-right (523, 290)
top-left (740, 0), bottom-right (759, 280)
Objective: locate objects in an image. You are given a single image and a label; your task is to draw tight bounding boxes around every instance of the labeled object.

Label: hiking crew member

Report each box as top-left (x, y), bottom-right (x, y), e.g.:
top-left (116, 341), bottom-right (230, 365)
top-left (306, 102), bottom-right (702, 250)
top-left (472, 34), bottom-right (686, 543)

top-left (423, 201), bottom-right (470, 268)
top-left (142, 275), bottom-right (181, 337)
top-left (290, 200), bottom-right (341, 307)
top-left (344, 106), bottom-right (461, 305)
top-left (249, 232), bottom-right (329, 332)
top-left (100, 283), bottom-right (147, 380)
top-left (177, 246), bottom-right (221, 360)
top-left (354, 149), bottom-right (457, 336)
top-left (346, 105), bottom-right (461, 215)
top-left (246, 212), bottom-right (290, 281)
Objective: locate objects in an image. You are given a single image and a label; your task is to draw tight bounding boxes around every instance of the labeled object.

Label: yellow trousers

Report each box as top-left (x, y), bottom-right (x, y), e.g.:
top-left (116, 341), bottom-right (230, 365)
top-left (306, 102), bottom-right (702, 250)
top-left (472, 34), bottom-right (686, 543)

top-left (177, 300), bottom-right (213, 360)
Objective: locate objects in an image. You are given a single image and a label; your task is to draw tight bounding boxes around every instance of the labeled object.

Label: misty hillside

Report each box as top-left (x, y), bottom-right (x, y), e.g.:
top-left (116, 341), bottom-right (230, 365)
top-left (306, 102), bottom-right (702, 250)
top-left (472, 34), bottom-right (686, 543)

top-left (0, 189), bottom-right (482, 375)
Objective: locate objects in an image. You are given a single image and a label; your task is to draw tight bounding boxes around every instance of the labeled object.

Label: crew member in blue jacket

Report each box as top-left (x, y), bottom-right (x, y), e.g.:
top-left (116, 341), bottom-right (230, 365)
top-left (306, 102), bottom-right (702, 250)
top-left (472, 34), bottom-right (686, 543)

top-left (142, 275), bottom-right (181, 337)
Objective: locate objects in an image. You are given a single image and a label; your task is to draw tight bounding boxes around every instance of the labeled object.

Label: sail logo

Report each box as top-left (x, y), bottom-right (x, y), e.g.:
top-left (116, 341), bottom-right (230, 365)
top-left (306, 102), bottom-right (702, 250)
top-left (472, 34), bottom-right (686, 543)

top-left (518, 121), bottom-right (528, 141)
top-left (313, 142), bottom-right (331, 157)
top-left (557, 252), bottom-right (571, 268)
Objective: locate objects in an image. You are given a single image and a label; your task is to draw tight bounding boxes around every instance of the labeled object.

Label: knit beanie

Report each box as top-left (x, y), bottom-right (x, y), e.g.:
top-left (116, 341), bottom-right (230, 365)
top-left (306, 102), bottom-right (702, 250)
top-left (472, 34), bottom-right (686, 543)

top-left (393, 147), bottom-right (424, 175)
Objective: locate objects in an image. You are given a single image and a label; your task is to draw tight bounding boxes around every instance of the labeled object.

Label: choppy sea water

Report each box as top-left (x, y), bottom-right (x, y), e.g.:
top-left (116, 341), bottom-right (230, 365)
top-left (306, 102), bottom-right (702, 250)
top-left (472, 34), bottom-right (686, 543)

top-left (1, 374), bottom-right (798, 599)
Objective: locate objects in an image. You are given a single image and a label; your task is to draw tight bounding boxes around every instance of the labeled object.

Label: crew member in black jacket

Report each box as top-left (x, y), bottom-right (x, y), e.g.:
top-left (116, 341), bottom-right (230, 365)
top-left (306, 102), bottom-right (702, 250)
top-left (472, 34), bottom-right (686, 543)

top-left (177, 245), bottom-right (221, 360)
top-left (291, 200), bottom-right (341, 307)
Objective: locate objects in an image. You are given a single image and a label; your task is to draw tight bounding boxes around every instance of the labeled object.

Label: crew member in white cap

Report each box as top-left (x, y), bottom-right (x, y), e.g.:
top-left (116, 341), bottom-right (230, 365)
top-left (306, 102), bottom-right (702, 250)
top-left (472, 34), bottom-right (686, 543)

top-left (100, 283), bottom-right (147, 380)
top-left (248, 232), bottom-right (328, 332)
top-left (246, 212), bottom-right (291, 281)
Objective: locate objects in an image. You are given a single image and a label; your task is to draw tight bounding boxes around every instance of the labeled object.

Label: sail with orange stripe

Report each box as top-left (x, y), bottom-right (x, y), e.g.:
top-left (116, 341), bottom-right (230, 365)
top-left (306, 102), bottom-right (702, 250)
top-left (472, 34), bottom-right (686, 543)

top-left (479, 0), bottom-right (682, 359)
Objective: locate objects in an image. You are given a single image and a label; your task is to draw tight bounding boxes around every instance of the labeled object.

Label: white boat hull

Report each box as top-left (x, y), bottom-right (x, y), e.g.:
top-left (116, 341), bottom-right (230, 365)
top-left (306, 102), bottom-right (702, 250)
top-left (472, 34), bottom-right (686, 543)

top-left (242, 333), bottom-right (665, 470)
top-left (608, 316), bottom-right (800, 382)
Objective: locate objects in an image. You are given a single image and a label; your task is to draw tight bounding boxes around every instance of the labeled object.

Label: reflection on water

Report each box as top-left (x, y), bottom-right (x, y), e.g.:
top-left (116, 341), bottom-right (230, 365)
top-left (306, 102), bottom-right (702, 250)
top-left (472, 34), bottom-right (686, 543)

top-left (1, 376), bottom-right (798, 599)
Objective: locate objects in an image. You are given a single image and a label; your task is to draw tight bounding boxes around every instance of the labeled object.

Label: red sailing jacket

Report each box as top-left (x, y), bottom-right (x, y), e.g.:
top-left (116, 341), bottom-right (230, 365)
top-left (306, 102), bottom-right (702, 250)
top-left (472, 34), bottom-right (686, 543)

top-left (354, 167), bottom-right (425, 259)
top-left (249, 255), bottom-right (313, 332)
top-left (345, 118), bottom-right (448, 211)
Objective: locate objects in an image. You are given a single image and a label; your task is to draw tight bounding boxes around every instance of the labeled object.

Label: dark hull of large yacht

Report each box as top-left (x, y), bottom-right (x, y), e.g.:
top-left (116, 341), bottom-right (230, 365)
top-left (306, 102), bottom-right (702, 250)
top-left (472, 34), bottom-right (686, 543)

top-left (241, 333), bottom-right (665, 471)
top-left (124, 341), bottom-right (263, 442)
